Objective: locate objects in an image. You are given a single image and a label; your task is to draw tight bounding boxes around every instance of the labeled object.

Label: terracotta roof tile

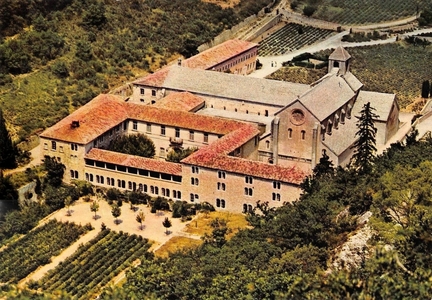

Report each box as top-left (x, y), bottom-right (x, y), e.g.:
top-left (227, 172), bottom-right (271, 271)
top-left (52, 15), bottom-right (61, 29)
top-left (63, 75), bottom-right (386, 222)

top-left (126, 104), bottom-right (251, 135)
top-left (152, 92), bottom-right (205, 112)
top-left (40, 94), bottom-right (127, 144)
top-left (182, 39), bottom-right (258, 70)
top-left (132, 66), bottom-right (171, 87)
top-left (85, 148), bottom-right (182, 176)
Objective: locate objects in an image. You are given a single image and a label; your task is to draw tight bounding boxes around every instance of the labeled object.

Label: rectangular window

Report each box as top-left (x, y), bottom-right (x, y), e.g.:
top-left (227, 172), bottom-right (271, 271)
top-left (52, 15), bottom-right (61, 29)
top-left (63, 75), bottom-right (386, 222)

top-left (51, 141), bottom-right (57, 151)
top-left (161, 125), bottom-right (166, 136)
top-left (59, 146), bottom-right (64, 153)
top-left (204, 133), bottom-right (208, 143)
top-left (152, 90), bottom-right (156, 96)
top-left (140, 88), bottom-right (145, 95)
top-left (133, 121), bottom-right (138, 131)
top-left (189, 130), bottom-right (194, 141)
top-left (44, 143), bottom-right (48, 150)
top-left (146, 123), bottom-right (151, 133)
top-left (175, 128), bottom-right (180, 138)
top-left (160, 147), bottom-right (165, 158)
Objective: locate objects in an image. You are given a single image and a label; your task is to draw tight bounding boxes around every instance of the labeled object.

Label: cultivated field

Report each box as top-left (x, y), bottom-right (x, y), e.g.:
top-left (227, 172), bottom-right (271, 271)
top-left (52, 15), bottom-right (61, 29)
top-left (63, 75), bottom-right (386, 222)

top-left (259, 23), bottom-right (334, 56)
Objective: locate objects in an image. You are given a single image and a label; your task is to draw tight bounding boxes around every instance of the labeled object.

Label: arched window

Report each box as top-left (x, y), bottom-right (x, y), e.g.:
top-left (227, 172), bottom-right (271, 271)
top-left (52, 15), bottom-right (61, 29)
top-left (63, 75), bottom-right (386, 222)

top-left (222, 183), bottom-right (226, 191)
top-left (248, 204), bottom-right (253, 213)
top-left (118, 179), bottom-right (121, 187)
top-left (166, 189), bottom-right (170, 198)
top-left (144, 184), bottom-right (148, 192)
top-left (74, 171), bottom-right (78, 179)
top-left (265, 140), bottom-right (270, 149)
top-left (151, 186), bottom-right (154, 194)
top-left (162, 188), bottom-right (166, 196)
top-left (288, 128), bottom-right (293, 138)
top-left (100, 176), bottom-right (104, 184)
top-left (341, 109), bottom-right (346, 124)
top-left (243, 204), bottom-right (248, 213)
top-left (70, 170), bottom-right (74, 178)
top-left (347, 104), bottom-right (352, 119)
top-left (221, 199), bottom-right (225, 208)
top-left (177, 191), bottom-right (181, 199)
top-left (327, 120), bottom-right (333, 135)
top-left (301, 130), bottom-right (306, 140)
top-left (89, 174), bottom-right (94, 182)
top-left (139, 183), bottom-right (143, 191)
top-left (155, 187), bottom-right (159, 195)
top-left (216, 198), bottom-right (221, 207)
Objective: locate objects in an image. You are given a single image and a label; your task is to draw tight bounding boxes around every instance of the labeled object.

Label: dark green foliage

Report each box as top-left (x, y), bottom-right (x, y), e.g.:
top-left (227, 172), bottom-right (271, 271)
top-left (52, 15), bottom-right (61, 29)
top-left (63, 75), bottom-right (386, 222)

top-left (43, 156), bottom-right (65, 187)
top-left (44, 184), bottom-right (79, 211)
top-left (0, 171), bottom-right (17, 201)
top-left (172, 201), bottom-right (197, 218)
top-left (0, 109), bottom-right (17, 169)
top-left (127, 191), bottom-right (151, 205)
top-left (151, 196), bottom-right (170, 211)
top-left (106, 188), bottom-right (121, 201)
top-left (50, 60), bottom-right (69, 78)
top-left (162, 217), bottom-right (172, 234)
top-left (419, 9), bottom-right (432, 26)
top-left (352, 102), bottom-right (379, 174)
top-left (166, 147), bottom-right (198, 163)
top-left (81, 1), bottom-right (106, 29)
top-left (111, 203), bottom-right (121, 224)
top-left (303, 5), bottom-right (316, 17)
top-left (107, 133), bottom-right (155, 158)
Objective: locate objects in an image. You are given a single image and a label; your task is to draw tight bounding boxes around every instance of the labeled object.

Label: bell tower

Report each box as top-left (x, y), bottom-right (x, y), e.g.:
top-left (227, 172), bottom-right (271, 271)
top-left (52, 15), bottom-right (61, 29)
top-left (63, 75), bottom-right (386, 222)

top-left (328, 46), bottom-right (351, 75)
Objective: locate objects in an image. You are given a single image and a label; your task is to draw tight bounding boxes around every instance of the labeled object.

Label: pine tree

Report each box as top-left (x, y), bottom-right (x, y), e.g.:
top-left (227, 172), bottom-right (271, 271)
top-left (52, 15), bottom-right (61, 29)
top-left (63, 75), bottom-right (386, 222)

top-left (0, 109), bottom-right (17, 169)
top-left (422, 80), bottom-right (430, 98)
top-left (352, 102), bottom-right (379, 174)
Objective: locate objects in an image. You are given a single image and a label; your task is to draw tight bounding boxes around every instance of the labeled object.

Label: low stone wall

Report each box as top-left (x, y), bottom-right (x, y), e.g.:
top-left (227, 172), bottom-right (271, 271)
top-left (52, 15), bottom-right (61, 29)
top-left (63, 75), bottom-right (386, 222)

top-left (281, 10), bottom-right (341, 31)
top-left (246, 14), bottom-right (282, 41)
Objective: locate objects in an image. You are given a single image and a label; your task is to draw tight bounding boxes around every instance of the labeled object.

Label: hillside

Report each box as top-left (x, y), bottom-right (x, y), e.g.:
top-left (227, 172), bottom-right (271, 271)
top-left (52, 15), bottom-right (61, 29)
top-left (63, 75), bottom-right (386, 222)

top-left (0, 0), bottom-right (272, 143)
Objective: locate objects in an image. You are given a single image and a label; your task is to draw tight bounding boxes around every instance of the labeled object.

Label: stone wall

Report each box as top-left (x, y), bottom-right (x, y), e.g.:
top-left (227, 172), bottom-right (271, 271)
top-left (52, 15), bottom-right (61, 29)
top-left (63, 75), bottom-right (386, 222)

top-left (18, 181), bottom-right (38, 205)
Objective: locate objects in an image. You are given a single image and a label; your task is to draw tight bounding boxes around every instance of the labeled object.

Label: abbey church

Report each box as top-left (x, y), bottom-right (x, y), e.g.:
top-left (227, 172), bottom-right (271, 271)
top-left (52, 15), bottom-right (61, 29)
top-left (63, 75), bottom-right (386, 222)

top-left (40, 40), bottom-right (400, 213)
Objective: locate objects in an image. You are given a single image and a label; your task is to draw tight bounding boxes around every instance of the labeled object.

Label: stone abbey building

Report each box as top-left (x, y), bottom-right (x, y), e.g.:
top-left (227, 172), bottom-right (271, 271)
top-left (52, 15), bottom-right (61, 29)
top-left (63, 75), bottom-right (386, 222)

top-left (40, 43), bottom-right (400, 213)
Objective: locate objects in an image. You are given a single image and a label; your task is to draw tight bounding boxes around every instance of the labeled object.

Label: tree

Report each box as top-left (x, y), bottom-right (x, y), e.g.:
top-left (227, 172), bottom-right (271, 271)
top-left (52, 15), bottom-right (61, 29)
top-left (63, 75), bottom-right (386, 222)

top-left (422, 80), bottom-right (430, 98)
top-left (303, 5), bottom-right (316, 17)
top-left (65, 196), bottom-right (72, 216)
top-left (166, 147), bottom-right (198, 163)
top-left (43, 155), bottom-right (65, 187)
top-left (352, 102), bottom-right (379, 174)
top-left (0, 170), bottom-right (18, 201)
top-left (136, 210), bottom-right (145, 230)
top-left (111, 203), bottom-right (121, 224)
top-left (0, 108), bottom-right (17, 169)
top-left (90, 200), bottom-right (99, 220)
top-left (162, 217), bottom-right (172, 234)
top-left (107, 133), bottom-right (155, 158)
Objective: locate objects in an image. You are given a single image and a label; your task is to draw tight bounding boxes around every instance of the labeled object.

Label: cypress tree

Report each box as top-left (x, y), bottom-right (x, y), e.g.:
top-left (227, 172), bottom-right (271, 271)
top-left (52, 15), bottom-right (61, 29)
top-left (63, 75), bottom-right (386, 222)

top-left (422, 80), bottom-right (430, 98)
top-left (0, 109), bottom-right (17, 169)
top-left (352, 102), bottom-right (379, 174)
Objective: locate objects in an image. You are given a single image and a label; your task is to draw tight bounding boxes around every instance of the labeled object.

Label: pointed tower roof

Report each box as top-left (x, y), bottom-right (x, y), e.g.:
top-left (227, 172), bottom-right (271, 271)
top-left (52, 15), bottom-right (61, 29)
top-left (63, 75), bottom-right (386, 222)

top-left (329, 46), bottom-right (351, 61)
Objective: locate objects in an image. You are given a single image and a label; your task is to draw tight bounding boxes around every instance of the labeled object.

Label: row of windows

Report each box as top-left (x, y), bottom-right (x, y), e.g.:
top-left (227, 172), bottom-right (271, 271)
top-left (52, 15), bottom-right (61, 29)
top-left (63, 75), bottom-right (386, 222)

top-left (219, 50), bottom-right (257, 71)
top-left (216, 198), bottom-right (226, 208)
top-left (288, 129), bottom-right (306, 140)
top-left (243, 204), bottom-right (253, 213)
top-left (139, 88), bottom-right (157, 97)
top-left (70, 170), bottom-right (79, 179)
top-left (209, 104), bottom-right (269, 117)
top-left (85, 172), bottom-right (181, 199)
top-left (245, 176), bottom-right (253, 184)
top-left (86, 159), bottom-right (182, 182)
top-left (46, 141), bottom-right (79, 152)
top-left (218, 171), bottom-right (226, 179)
top-left (190, 193), bottom-right (199, 202)
top-left (144, 123), bottom-right (209, 143)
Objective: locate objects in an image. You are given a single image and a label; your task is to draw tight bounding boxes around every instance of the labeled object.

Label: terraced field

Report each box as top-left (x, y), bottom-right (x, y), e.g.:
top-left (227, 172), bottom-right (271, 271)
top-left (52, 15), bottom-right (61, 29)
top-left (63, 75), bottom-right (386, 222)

top-left (258, 23), bottom-right (334, 56)
top-left (314, 0), bottom-right (432, 25)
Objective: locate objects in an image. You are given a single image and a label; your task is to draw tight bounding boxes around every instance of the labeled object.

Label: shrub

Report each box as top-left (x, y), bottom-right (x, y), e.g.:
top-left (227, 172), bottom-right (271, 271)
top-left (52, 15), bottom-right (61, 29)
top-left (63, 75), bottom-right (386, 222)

top-left (303, 5), bottom-right (316, 17)
top-left (107, 188), bottom-right (121, 201)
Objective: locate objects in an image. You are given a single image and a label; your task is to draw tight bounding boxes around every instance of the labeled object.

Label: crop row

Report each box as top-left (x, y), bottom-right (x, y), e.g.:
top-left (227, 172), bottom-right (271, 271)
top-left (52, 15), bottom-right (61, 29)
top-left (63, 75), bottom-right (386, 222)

top-left (318, 0), bottom-right (430, 25)
top-left (38, 229), bottom-right (151, 299)
top-left (259, 23), bottom-right (333, 56)
top-left (0, 220), bottom-right (90, 283)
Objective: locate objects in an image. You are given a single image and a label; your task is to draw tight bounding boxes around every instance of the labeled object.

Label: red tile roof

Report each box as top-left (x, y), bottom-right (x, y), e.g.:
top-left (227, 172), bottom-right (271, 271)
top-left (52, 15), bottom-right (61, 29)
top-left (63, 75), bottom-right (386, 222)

top-left (132, 66), bottom-right (171, 87)
top-left (85, 148), bottom-right (182, 176)
top-left (40, 94), bottom-right (127, 144)
top-left (126, 104), bottom-right (251, 135)
top-left (182, 39), bottom-right (258, 70)
top-left (153, 92), bottom-right (205, 112)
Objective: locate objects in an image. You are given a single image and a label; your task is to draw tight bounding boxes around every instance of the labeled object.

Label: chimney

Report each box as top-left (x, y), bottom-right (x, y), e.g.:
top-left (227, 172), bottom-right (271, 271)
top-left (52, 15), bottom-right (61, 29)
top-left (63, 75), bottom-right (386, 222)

top-left (71, 121), bottom-right (80, 128)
